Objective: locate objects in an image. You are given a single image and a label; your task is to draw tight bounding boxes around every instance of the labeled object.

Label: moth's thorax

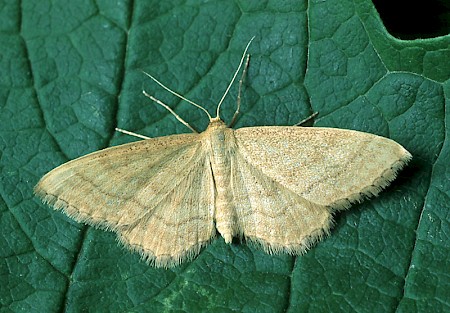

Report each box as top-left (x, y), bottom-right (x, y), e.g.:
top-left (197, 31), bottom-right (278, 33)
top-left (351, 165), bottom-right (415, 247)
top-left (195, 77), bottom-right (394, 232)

top-left (202, 118), bottom-right (236, 163)
top-left (202, 119), bottom-right (236, 177)
top-left (202, 118), bottom-right (238, 243)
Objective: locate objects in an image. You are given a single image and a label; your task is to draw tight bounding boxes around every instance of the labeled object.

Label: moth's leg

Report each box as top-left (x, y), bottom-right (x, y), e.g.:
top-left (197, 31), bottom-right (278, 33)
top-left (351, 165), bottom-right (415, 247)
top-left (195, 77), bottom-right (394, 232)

top-left (295, 112), bottom-right (319, 127)
top-left (115, 128), bottom-right (151, 140)
top-left (143, 90), bottom-right (199, 133)
top-left (142, 70), bottom-right (212, 123)
top-left (229, 54), bottom-right (251, 128)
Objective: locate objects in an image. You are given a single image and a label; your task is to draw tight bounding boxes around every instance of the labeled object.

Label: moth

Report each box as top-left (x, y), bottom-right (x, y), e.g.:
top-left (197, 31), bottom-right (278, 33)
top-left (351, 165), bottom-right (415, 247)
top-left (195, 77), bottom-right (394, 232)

top-left (35, 39), bottom-right (412, 268)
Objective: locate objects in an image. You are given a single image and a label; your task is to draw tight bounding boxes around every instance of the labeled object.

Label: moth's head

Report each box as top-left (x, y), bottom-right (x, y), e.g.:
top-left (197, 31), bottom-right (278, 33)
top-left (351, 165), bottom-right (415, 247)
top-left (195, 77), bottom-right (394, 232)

top-left (207, 117), bottom-right (227, 130)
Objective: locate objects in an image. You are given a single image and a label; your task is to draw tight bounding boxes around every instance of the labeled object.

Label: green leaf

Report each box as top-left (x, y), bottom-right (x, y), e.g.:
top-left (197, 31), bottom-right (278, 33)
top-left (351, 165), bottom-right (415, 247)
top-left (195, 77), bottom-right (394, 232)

top-left (1, 0), bottom-right (448, 312)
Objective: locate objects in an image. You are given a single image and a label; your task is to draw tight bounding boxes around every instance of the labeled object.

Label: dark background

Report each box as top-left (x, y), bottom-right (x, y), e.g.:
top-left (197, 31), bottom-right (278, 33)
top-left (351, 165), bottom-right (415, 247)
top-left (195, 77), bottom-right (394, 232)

top-left (373, 0), bottom-right (450, 39)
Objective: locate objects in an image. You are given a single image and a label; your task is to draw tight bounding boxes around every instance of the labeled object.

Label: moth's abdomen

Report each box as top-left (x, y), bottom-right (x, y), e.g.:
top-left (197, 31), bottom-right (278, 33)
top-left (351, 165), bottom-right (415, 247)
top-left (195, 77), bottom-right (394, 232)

top-left (204, 123), bottom-right (239, 243)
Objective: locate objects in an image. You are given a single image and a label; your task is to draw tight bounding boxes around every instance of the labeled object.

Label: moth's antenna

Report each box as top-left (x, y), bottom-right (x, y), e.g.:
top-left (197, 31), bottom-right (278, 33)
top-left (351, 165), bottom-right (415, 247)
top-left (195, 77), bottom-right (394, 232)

top-left (216, 36), bottom-right (255, 119)
top-left (142, 71), bottom-right (213, 121)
